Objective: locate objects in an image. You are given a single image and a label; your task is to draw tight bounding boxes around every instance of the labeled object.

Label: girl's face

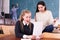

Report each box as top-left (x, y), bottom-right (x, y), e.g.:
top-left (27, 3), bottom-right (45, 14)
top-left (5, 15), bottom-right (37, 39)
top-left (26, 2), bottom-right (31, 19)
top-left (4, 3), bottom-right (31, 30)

top-left (38, 4), bottom-right (45, 12)
top-left (23, 13), bottom-right (31, 22)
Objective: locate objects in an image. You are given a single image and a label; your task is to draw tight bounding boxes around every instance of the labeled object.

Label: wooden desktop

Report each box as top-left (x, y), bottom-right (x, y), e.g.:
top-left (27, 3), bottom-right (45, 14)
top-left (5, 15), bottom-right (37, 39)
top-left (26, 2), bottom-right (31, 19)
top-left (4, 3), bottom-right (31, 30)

top-left (0, 25), bottom-right (60, 40)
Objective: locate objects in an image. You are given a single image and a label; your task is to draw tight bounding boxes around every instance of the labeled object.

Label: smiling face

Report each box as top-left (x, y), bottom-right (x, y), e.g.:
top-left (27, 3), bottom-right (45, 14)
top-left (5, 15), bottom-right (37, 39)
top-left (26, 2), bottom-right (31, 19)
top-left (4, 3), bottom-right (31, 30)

top-left (23, 13), bottom-right (31, 23)
top-left (38, 4), bottom-right (45, 12)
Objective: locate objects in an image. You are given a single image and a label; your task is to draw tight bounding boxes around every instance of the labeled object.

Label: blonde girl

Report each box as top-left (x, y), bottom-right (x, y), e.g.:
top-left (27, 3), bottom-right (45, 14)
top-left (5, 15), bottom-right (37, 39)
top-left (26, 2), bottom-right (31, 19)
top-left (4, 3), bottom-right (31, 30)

top-left (15, 10), bottom-right (36, 39)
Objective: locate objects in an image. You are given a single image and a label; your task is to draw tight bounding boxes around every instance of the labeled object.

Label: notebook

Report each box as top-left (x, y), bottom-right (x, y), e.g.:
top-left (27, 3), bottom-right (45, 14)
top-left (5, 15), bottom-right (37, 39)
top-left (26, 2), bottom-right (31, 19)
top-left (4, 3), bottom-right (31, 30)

top-left (33, 22), bottom-right (43, 36)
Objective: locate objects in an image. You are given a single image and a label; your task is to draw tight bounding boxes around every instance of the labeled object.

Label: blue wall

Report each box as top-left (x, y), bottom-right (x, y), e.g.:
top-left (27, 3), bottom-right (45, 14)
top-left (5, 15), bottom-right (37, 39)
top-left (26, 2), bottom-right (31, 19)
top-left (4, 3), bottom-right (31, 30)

top-left (10, 0), bottom-right (59, 18)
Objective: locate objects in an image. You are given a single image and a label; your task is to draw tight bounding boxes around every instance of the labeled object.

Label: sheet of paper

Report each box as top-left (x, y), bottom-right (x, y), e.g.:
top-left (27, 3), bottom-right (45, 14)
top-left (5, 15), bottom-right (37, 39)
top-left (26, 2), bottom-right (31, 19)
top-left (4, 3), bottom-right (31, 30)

top-left (21, 38), bottom-right (31, 40)
top-left (33, 22), bottom-right (43, 36)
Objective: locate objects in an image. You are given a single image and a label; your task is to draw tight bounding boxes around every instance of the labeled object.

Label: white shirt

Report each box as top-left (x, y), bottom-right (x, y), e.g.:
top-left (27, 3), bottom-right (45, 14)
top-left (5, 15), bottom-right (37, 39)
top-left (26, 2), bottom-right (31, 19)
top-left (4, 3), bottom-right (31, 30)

top-left (23, 21), bottom-right (29, 26)
top-left (23, 21), bottom-right (29, 38)
top-left (36, 10), bottom-right (54, 30)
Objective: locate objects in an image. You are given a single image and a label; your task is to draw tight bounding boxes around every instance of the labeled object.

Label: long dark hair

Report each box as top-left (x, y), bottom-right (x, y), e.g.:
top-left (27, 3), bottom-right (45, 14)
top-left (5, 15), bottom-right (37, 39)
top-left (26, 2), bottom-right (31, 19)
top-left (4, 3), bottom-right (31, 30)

top-left (36, 1), bottom-right (47, 12)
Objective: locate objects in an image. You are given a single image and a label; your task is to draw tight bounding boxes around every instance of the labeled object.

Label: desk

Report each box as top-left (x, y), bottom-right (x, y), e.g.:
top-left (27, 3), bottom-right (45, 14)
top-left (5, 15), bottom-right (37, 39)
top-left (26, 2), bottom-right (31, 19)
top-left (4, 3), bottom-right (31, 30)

top-left (43, 32), bottom-right (60, 40)
top-left (0, 34), bottom-right (20, 40)
top-left (0, 33), bottom-right (60, 40)
top-left (0, 25), bottom-right (60, 40)
top-left (0, 34), bottom-right (44, 40)
top-left (0, 34), bottom-right (60, 40)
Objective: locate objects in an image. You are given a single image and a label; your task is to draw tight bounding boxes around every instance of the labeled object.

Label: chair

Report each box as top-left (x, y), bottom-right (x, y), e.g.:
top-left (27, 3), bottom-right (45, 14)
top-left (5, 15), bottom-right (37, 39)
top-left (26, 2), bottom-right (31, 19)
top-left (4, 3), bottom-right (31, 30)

top-left (2, 25), bottom-right (15, 35)
top-left (2, 25), bottom-right (10, 35)
top-left (0, 12), bottom-right (5, 24)
top-left (4, 14), bottom-right (13, 25)
top-left (0, 25), bottom-right (4, 34)
top-left (1, 12), bottom-right (4, 16)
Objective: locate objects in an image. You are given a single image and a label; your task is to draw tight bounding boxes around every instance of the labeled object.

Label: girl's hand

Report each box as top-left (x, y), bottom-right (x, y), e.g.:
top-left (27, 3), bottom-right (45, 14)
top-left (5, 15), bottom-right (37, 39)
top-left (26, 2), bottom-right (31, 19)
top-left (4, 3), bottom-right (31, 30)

top-left (36, 34), bottom-right (43, 40)
top-left (54, 17), bottom-right (58, 23)
top-left (27, 35), bottom-right (36, 39)
top-left (31, 35), bottom-right (36, 39)
top-left (39, 34), bottom-right (43, 38)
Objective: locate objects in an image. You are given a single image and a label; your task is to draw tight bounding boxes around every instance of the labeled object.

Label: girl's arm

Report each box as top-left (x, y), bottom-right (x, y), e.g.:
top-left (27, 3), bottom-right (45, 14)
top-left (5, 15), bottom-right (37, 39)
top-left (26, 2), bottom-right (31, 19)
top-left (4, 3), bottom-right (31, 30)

top-left (15, 21), bottom-right (24, 38)
top-left (48, 11), bottom-right (54, 25)
top-left (48, 11), bottom-right (58, 26)
top-left (15, 3), bottom-right (19, 9)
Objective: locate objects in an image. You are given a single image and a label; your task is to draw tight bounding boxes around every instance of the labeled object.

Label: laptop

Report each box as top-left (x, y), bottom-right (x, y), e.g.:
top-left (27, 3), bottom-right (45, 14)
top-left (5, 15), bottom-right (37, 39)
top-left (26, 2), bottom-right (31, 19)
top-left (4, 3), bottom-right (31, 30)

top-left (32, 22), bottom-right (43, 36)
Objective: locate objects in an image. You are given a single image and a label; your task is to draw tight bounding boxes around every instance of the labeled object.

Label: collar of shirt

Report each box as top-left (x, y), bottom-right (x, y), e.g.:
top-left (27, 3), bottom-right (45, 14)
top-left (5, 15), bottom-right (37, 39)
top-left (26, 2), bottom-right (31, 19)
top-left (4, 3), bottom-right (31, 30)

top-left (23, 21), bottom-right (29, 26)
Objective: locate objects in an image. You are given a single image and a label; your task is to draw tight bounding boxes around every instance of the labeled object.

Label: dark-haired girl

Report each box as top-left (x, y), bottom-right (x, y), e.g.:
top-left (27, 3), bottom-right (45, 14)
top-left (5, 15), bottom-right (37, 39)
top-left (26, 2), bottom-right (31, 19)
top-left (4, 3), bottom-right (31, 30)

top-left (35, 1), bottom-right (57, 33)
